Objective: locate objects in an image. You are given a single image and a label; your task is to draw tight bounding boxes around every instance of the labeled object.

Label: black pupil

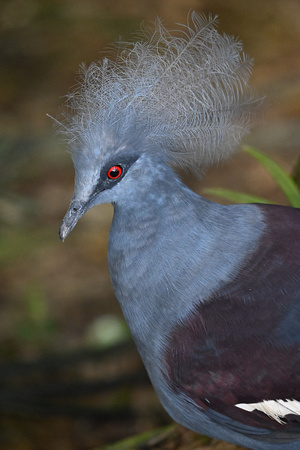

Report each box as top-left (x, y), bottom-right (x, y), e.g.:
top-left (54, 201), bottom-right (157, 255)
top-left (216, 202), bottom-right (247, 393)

top-left (109, 167), bottom-right (121, 178)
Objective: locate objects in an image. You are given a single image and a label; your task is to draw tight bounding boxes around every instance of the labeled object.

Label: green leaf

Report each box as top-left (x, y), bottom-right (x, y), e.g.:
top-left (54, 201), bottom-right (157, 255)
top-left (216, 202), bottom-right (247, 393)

top-left (101, 425), bottom-right (175, 450)
top-left (242, 146), bottom-right (300, 207)
top-left (203, 188), bottom-right (272, 204)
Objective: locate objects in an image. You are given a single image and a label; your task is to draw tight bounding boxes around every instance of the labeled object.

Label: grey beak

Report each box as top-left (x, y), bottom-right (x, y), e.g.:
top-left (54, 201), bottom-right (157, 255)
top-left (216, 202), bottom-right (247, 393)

top-left (59, 200), bottom-right (87, 241)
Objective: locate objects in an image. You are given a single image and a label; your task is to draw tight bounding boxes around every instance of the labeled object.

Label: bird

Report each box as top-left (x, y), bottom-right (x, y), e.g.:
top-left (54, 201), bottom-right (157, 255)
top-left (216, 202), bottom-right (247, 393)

top-left (57, 12), bottom-right (300, 450)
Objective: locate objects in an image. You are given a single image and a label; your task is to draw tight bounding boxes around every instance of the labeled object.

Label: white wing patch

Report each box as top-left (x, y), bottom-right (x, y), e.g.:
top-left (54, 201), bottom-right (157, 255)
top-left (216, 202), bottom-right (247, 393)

top-left (235, 399), bottom-right (300, 424)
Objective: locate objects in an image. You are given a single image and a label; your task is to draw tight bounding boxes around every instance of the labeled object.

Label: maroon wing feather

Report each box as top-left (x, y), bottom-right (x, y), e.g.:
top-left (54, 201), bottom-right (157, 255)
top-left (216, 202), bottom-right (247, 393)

top-left (164, 205), bottom-right (300, 432)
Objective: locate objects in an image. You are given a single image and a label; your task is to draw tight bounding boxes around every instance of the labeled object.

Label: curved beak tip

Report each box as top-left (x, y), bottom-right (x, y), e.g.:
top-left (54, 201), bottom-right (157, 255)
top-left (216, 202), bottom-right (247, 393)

top-left (59, 219), bottom-right (74, 242)
top-left (59, 224), bottom-right (67, 242)
top-left (59, 201), bottom-right (86, 242)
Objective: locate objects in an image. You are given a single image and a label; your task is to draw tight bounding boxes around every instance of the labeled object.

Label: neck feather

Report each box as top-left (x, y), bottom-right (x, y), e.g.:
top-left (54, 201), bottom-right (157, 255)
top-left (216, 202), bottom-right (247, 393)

top-left (107, 162), bottom-right (264, 371)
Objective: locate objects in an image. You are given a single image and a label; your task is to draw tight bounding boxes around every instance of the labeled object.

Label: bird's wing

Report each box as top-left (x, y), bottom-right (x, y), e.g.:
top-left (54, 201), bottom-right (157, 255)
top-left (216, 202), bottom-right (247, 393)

top-left (164, 205), bottom-right (300, 436)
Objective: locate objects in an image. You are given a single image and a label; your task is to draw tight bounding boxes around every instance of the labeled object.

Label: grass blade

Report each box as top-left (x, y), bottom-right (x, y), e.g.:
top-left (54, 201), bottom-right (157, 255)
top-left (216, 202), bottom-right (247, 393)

top-left (242, 146), bottom-right (300, 207)
top-left (203, 188), bottom-right (272, 204)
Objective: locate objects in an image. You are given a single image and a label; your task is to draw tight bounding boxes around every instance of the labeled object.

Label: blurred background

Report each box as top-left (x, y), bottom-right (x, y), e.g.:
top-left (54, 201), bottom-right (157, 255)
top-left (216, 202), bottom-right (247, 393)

top-left (0, 0), bottom-right (299, 449)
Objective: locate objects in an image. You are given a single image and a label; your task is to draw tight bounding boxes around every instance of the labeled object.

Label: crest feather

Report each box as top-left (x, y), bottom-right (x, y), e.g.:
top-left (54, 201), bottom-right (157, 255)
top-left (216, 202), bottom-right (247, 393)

top-left (60, 12), bottom-right (258, 172)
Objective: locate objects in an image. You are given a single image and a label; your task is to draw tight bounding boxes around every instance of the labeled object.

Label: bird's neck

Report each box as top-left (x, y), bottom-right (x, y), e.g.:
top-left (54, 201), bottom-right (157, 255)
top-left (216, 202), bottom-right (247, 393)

top-left (107, 165), bottom-right (264, 372)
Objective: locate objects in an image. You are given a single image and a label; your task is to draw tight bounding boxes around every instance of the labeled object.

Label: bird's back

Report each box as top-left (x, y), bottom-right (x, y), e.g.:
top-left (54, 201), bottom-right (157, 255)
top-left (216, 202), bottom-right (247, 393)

top-left (163, 203), bottom-right (300, 448)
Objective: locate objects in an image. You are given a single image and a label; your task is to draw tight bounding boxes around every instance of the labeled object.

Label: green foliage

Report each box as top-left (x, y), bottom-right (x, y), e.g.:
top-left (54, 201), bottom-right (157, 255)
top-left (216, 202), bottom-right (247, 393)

top-left (204, 147), bottom-right (300, 207)
top-left (101, 425), bottom-right (173, 450)
top-left (15, 284), bottom-right (57, 347)
top-left (100, 425), bottom-right (212, 450)
top-left (203, 188), bottom-right (272, 205)
top-left (243, 146), bottom-right (300, 207)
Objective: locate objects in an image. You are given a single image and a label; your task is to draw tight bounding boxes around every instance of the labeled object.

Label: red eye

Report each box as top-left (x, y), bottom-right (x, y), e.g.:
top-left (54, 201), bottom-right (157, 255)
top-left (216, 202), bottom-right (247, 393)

top-left (107, 165), bottom-right (123, 179)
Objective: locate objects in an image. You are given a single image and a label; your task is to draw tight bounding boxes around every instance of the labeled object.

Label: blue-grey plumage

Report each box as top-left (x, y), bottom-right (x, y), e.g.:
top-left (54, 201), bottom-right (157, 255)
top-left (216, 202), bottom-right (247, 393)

top-left (58, 12), bottom-right (300, 450)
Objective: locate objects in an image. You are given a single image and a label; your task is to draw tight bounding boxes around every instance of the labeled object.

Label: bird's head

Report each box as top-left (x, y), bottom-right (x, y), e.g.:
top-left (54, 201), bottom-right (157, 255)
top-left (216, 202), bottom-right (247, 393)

top-left (59, 149), bottom-right (140, 241)
top-left (58, 130), bottom-right (162, 241)
top-left (57, 12), bottom-right (257, 241)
